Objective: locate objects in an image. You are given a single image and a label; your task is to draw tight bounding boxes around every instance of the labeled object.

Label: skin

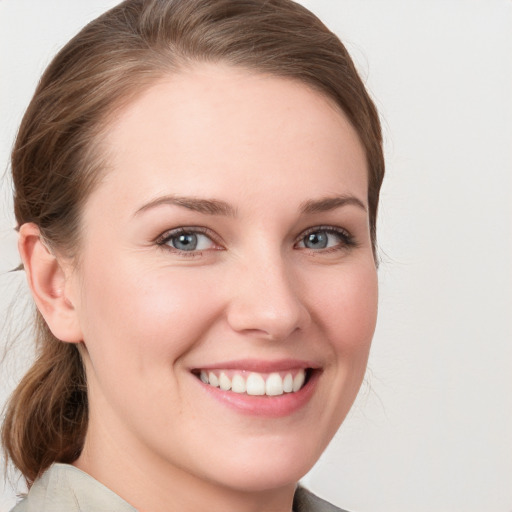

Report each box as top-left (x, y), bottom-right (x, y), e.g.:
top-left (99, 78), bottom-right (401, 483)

top-left (21, 64), bottom-right (378, 512)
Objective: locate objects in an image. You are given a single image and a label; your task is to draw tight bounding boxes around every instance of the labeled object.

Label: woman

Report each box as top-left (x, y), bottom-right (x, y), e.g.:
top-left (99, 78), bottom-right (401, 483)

top-left (1, 0), bottom-right (384, 511)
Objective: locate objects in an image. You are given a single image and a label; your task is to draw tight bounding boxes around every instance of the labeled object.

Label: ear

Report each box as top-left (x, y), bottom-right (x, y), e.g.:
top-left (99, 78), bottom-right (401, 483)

top-left (18, 223), bottom-right (83, 343)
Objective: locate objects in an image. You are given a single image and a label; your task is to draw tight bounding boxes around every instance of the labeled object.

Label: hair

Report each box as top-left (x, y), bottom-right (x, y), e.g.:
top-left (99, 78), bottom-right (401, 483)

top-left (2, 0), bottom-right (384, 485)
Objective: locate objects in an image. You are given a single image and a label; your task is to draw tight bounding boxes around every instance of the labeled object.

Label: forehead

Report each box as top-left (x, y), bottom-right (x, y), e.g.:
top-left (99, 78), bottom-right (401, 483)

top-left (94, 64), bottom-right (368, 211)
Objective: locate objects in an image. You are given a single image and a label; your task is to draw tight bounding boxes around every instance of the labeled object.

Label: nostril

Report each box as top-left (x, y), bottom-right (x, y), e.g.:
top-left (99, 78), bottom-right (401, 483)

top-left (226, 295), bottom-right (310, 341)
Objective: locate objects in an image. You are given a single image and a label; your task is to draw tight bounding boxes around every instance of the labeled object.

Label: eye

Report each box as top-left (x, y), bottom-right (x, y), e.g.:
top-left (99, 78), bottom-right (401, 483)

top-left (156, 228), bottom-right (218, 252)
top-left (296, 227), bottom-right (353, 251)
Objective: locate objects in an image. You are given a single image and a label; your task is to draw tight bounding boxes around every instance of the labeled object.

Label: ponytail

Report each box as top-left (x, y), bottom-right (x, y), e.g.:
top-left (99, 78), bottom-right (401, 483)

top-left (1, 314), bottom-right (87, 485)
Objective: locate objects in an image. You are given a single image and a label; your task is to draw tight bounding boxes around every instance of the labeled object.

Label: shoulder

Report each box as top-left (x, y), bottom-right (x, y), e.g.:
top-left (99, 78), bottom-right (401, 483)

top-left (10, 500), bottom-right (27, 512)
top-left (293, 486), bottom-right (351, 512)
top-left (9, 463), bottom-right (137, 512)
top-left (11, 467), bottom-right (348, 512)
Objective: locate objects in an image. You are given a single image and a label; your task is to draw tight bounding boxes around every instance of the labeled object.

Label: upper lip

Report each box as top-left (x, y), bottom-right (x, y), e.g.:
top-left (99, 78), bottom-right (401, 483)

top-left (190, 358), bottom-right (320, 373)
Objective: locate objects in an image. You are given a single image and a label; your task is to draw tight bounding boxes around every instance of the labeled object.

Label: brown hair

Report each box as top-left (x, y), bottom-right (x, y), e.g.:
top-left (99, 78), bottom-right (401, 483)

top-left (2, 0), bottom-right (384, 485)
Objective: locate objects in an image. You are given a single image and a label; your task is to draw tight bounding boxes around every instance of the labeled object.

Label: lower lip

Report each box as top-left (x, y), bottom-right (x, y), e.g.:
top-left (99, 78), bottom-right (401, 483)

top-left (196, 370), bottom-right (320, 418)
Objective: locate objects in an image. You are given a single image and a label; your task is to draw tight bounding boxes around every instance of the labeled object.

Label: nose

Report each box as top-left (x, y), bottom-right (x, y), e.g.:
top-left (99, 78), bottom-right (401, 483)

top-left (226, 253), bottom-right (311, 341)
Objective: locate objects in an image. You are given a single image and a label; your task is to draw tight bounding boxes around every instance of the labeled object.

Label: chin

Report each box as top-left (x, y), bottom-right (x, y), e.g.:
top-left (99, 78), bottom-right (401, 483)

top-left (198, 434), bottom-right (326, 493)
top-left (211, 460), bottom-right (311, 494)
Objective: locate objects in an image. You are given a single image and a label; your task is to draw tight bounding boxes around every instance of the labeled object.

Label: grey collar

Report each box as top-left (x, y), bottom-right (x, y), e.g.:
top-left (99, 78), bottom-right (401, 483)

top-left (13, 463), bottom-right (347, 512)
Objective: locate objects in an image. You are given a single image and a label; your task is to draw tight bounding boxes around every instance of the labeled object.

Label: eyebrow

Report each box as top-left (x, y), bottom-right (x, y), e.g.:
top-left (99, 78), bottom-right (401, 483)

top-left (299, 195), bottom-right (367, 214)
top-left (134, 195), bottom-right (237, 217)
top-left (134, 193), bottom-right (366, 218)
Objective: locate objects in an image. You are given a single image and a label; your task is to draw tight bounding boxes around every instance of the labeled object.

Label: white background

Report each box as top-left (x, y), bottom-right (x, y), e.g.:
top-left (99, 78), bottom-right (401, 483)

top-left (1, 1), bottom-right (511, 511)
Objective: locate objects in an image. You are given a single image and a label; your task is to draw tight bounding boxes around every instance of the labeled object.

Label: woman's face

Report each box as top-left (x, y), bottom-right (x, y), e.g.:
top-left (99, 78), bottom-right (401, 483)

top-left (68, 64), bottom-right (378, 496)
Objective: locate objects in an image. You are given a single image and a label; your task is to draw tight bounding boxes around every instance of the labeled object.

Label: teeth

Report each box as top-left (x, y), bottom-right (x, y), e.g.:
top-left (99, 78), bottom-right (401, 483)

top-left (292, 371), bottom-right (305, 392)
top-left (219, 372), bottom-right (231, 391)
top-left (208, 372), bottom-right (219, 387)
top-left (283, 373), bottom-right (293, 393)
top-left (231, 374), bottom-right (246, 393)
top-left (246, 373), bottom-right (265, 395)
top-left (265, 373), bottom-right (284, 396)
top-left (198, 369), bottom-right (308, 396)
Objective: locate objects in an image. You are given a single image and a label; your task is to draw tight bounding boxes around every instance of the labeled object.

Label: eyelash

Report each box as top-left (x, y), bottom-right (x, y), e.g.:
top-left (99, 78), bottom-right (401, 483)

top-left (155, 227), bottom-right (221, 257)
top-left (295, 225), bottom-right (356, 253)
top-left (155, 225), bottom-right (356, 256)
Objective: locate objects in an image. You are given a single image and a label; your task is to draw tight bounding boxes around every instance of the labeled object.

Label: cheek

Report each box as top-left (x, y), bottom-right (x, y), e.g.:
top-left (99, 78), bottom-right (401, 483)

top-left (77, 260), bottom-right (224, 369)
top-left (310, 261), bottom-right (378, 356)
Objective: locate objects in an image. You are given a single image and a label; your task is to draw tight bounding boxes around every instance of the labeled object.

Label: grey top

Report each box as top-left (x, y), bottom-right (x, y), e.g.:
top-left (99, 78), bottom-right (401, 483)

top-left (11, 463), bottom-right (348, 512)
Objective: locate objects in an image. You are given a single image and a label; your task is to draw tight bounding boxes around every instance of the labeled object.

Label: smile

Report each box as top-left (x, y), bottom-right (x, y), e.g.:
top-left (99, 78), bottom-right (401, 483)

top-left (192, 363), bottom-right (320, 417)
top-left (197, 369), bottom-right (309, 396)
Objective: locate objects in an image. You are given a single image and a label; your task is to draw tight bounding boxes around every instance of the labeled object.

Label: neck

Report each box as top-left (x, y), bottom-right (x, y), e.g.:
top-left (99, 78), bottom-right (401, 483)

top-left (74, 418), bottom-right (297, 512)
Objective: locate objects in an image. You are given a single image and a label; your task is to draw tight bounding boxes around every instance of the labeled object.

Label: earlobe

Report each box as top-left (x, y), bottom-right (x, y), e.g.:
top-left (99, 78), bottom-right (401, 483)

top-left (18, 223), bottom-right (83, 343)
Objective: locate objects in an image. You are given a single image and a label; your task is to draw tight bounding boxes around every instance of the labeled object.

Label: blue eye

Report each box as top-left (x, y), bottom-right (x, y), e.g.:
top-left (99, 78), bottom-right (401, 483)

top-left (158, 229), bottom-right (216, 252)
top-left (303, 232), bottom-right (329, 249)
top-left (297, 227), bottom-right (352, 251)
